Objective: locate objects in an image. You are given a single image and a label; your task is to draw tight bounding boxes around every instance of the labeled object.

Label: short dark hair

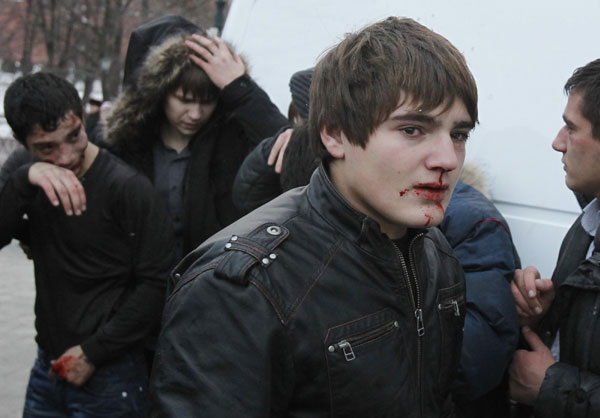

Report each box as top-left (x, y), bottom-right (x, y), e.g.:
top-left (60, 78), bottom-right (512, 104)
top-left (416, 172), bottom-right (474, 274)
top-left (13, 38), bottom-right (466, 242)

top-left (309, 17), bottom-right (478, 154)
top-left (4, 72), bottom-right (83, 146)
top-left (280, 123), bottom-right (321, 191)
top-left (564, 58), bottom-right (600, 139)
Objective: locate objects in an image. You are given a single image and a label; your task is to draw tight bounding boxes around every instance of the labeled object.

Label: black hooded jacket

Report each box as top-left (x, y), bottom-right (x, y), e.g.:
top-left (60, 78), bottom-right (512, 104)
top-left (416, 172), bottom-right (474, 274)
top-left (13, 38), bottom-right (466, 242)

top-left (105, 15), bottom-right (289, 255)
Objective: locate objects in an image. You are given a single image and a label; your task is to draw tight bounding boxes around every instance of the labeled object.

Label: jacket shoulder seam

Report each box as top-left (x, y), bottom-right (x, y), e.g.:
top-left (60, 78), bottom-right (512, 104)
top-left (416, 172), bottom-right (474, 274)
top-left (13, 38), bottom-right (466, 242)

top-left (249, 278), bottom-right (287, 325)
top-left (168, 261), bottom-right (221, 299)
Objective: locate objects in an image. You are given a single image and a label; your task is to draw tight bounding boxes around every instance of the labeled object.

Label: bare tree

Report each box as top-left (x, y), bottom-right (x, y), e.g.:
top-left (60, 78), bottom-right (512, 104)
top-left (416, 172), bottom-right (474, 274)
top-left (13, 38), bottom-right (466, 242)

top-left (0, 0), bottom-right (229, 99)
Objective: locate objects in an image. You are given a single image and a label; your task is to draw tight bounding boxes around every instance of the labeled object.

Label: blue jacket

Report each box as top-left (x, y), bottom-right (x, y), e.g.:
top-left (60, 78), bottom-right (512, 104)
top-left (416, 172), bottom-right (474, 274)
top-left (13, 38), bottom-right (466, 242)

top-left (440, 181), bottom-right (520, 403)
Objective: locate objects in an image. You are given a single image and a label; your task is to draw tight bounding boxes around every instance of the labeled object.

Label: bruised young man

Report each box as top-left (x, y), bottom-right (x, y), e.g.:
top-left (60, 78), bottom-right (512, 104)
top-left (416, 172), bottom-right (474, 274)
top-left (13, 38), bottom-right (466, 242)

top-left (1, 72), bottom-right (175, 416)
top-left (150, 17), bottom-right (478, 417)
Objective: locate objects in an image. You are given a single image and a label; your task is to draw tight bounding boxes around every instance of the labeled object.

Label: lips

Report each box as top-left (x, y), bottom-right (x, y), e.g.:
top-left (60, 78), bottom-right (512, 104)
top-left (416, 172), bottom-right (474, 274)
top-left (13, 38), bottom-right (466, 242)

top-left (182, 122), bottom-right (200, 131)
top-left (413, 182), bottom-right (449, 201)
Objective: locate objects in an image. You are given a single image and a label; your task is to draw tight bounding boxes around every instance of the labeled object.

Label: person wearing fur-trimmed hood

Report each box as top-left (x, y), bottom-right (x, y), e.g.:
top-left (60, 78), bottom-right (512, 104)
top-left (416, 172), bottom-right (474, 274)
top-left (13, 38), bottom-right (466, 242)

top-left (105, 15), bottom-right (288, 259)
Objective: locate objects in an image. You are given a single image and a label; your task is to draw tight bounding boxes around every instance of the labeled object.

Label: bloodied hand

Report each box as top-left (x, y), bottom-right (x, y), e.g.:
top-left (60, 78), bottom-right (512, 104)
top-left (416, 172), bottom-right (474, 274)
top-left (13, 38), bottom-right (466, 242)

top-left (50, 345), bottom-right (95, 386)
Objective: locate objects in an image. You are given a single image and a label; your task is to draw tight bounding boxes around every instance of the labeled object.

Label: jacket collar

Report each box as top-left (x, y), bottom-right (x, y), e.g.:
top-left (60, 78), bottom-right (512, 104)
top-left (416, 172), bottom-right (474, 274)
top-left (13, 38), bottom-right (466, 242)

top-left (306, 163), bottom-right (424, 255)
top-left (562, 251), bottom-right (600, 290)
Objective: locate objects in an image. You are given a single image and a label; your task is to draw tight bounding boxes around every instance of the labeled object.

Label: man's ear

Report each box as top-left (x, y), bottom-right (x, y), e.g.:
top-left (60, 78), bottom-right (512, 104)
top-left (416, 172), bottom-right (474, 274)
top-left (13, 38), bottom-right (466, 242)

top-left (320, 128), bottom-right (345, 159)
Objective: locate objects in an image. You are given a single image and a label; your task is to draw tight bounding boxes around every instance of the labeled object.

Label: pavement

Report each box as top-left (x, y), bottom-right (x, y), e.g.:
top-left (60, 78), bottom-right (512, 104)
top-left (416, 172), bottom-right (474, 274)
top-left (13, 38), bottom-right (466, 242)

top-left (0, 241), bottom-right (36, 417)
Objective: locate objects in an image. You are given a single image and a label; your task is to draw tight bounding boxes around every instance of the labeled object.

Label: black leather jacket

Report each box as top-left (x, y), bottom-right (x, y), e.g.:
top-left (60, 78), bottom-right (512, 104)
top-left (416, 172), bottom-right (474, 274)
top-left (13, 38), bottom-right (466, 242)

top-left (534, 215), bottom-right (600, 417)
top-left (150, 165), bottom-right (466, 417)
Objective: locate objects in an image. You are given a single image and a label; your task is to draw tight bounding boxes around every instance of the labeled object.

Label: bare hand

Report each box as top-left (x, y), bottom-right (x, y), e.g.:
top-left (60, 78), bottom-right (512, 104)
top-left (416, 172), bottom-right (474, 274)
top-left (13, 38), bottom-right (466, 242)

top-left (185, 34), bottom-right (246, 89)
top-left (511, 266), bottom-right (555, 327)
top-left (28, 162), bottom-right (86, 216)
top-left (268, 129), bottom-right (293, 174)
top-left (50, 345), bottom-right (95, 386)
top-left (509, 326), bottom-right (556, 404)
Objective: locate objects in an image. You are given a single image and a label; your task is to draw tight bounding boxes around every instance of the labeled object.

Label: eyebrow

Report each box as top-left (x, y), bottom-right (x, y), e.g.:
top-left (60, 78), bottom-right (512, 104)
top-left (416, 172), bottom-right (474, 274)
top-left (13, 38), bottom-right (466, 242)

top-left (389, 113), bottom-right (438, 125)
top-left (562, 115), bottom-right (575, 128)
top-left (454, 121), bottom-right (476, 130)
top-left (67, 123), bottom-right (82, 137)
top-left (389, 112), bottom-right (475, 130)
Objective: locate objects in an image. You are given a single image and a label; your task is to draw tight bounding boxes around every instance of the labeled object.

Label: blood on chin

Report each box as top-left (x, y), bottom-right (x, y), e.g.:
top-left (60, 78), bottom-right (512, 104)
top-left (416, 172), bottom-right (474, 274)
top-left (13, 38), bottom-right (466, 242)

top-left (419, 203), bottom-right (447, 227)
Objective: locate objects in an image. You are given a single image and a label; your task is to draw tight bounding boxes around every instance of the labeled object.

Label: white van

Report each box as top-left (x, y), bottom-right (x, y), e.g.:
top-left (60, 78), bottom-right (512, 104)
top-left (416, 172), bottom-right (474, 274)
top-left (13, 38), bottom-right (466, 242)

top-left (222, 0), bottom-right (599, 277)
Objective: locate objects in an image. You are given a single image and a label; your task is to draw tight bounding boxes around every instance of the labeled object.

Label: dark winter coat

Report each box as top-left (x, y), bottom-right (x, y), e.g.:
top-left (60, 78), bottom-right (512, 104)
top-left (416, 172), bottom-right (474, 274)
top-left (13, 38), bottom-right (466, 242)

top-left (149, 164), bottom-right (466, 417)
top-left (105, 24), bottom-right (288, 255)
top-left (534, 215), bottom-right (600, 417)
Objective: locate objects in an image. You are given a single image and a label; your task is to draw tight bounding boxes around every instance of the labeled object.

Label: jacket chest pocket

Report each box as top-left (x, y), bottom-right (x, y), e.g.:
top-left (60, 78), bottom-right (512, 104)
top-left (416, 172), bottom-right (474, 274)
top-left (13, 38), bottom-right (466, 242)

top-left (436, 282), bottom-right (466, 394)
top-left (324, 309), bottom-right (411, 418)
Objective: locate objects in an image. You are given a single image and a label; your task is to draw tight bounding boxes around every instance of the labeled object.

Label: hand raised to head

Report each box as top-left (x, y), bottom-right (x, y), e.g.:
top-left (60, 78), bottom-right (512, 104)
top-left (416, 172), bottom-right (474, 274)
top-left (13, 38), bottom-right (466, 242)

top-left (185, 34), bottom-right (246, 89)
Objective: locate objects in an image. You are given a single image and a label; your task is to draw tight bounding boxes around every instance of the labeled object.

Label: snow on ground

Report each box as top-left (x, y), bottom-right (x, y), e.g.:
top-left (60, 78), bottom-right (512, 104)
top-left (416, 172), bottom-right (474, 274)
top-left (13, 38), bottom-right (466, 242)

top-left (0, 71), bottom-right (17, 139)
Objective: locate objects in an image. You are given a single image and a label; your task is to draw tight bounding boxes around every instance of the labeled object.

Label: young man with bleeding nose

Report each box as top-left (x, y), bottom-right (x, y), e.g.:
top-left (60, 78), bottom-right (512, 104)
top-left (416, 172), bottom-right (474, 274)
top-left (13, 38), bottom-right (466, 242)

top-left (149, 16), bottom-right (477, 417)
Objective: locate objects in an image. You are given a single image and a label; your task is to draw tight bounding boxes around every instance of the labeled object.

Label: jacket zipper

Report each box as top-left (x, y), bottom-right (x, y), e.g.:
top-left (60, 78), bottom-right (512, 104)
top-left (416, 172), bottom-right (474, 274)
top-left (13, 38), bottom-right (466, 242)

top-left (438, 298), bottom-right (462, 316)
top-left (394, 232), bottom-right (425, 418)
top-left (328, 320), bottom-right (400, 362)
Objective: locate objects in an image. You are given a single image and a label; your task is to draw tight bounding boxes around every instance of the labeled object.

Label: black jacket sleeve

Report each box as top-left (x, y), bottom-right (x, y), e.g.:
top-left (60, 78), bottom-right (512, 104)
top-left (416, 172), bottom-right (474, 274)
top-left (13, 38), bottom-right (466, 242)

top-left (535, 362), bottom-right (600, 417)
top-left (532, 242), bottom-right (600, 418)
top-left (232, 134), bottom-right (284, 214)
top-left (149, 268), bottom-right (294, 417)
top-left (219, 74), bottom-right (289, 147)
top-left (0, 147), bottom-right (32, 191)
top-left (0, 149), bottom-right (34, 244)
top-left (81, 175), bottom-right (176, 364)
top-left (0, 164), bottom-right (36, 249)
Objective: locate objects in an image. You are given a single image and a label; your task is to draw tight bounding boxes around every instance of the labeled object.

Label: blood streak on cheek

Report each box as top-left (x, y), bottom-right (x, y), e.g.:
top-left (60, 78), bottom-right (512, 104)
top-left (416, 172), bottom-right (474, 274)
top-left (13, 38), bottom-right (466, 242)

top-left (51, 355), bottom-right (74, 379)
top-left (399, 188), bottom-right (410, 197)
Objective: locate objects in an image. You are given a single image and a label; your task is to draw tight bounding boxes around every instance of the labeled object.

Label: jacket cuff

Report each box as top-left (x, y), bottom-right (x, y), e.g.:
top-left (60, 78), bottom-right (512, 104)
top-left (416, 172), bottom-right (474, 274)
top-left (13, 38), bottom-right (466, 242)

top-left (219, 73), bottom-right (255, 108)
top-left (534, 362), bottom-right (583, 417)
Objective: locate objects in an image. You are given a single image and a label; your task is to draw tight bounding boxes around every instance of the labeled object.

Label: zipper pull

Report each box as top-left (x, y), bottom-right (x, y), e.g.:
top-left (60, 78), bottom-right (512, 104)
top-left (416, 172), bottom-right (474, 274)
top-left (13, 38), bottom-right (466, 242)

top-left (328, 340), bottom-right (356, 361)
top-left (452, 300), bottom-right (460, 317)
top-left (415, 308), bottom-right (425, 336)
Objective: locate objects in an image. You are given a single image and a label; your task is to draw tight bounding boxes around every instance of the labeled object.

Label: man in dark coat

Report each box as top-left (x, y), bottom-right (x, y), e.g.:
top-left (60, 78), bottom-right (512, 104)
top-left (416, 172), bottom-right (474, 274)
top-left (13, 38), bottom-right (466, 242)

top-left (510, 58), bottom-right (600, 417)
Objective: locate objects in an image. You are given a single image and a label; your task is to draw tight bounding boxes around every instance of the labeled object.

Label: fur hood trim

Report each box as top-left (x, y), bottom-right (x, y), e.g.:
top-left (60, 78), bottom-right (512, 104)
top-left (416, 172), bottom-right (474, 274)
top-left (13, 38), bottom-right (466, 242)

top-left (459, 161), bottom-right (490, 199)
top-left (105, 34), bottom-right (234, 147)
